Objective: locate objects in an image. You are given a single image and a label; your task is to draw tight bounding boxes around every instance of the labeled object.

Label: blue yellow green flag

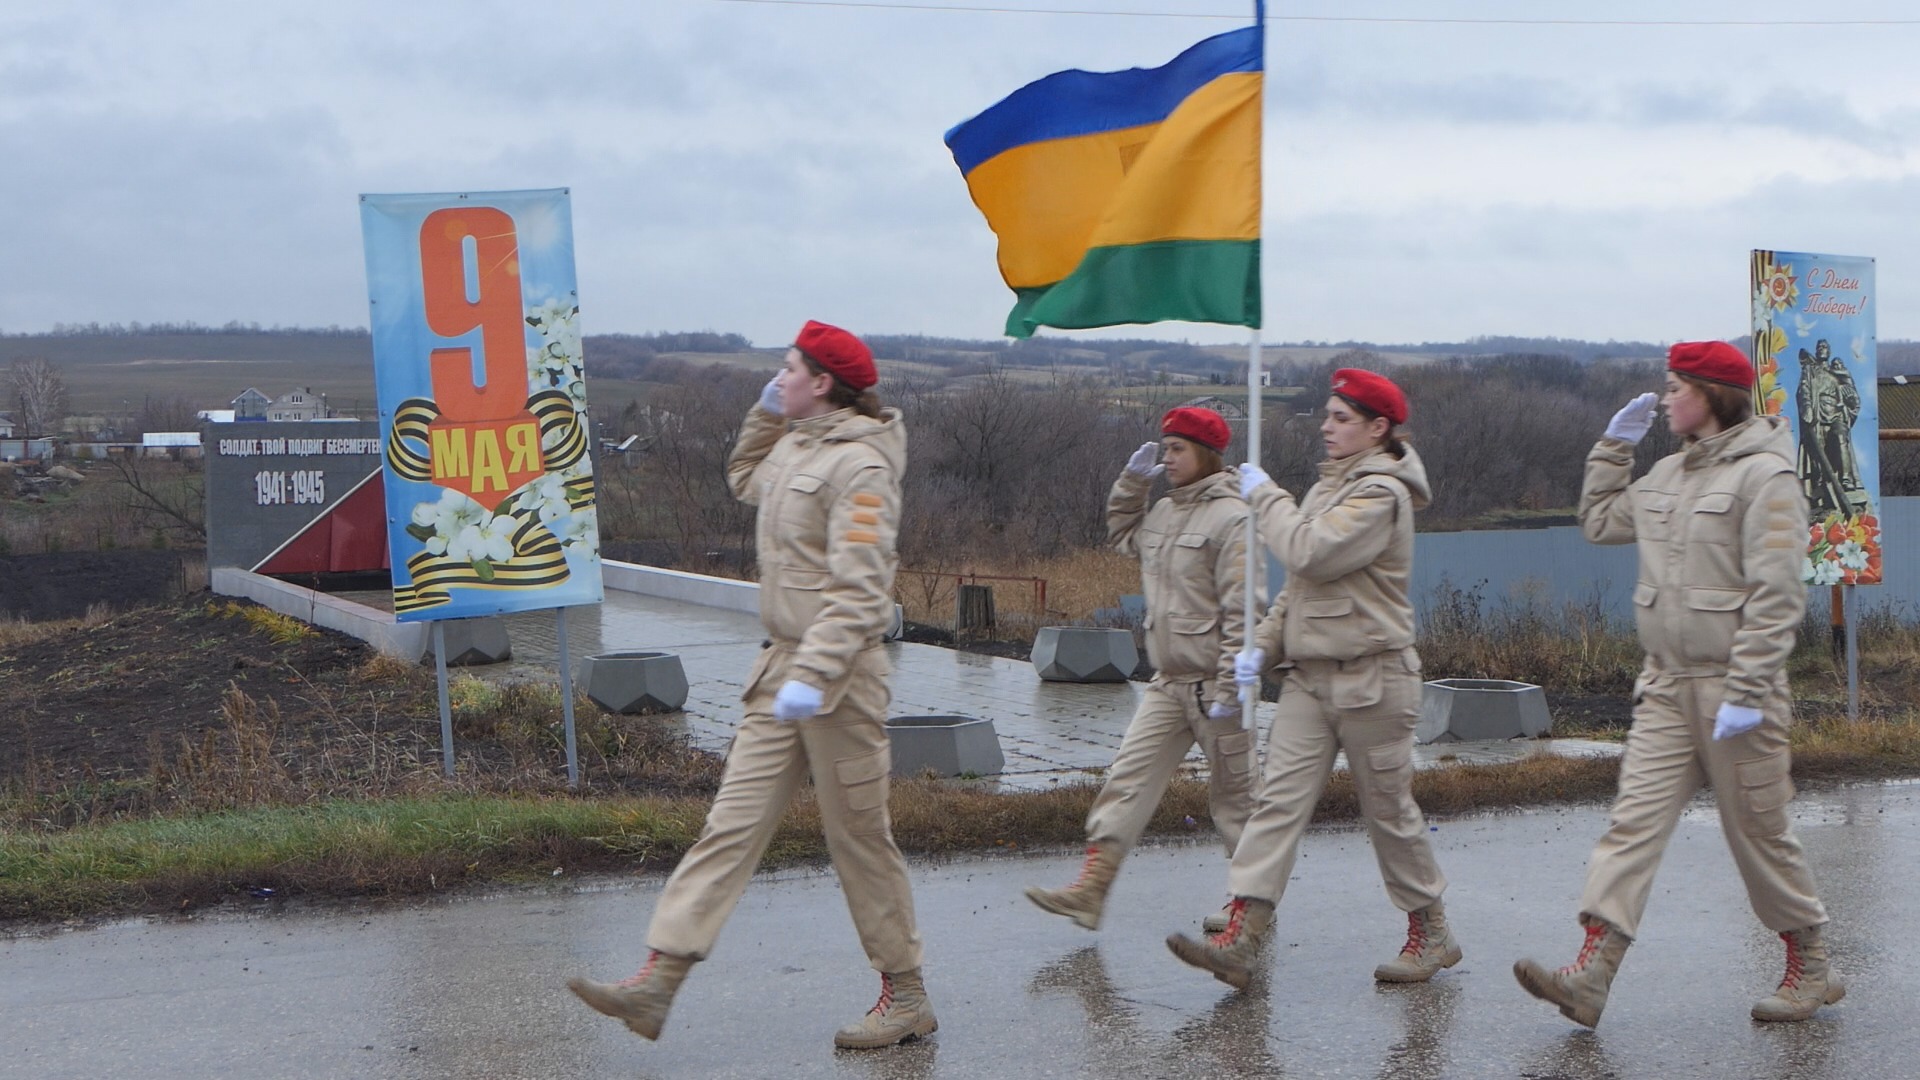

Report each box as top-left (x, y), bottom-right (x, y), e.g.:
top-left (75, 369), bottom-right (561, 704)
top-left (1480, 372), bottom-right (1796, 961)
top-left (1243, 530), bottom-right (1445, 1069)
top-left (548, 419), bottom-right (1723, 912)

top-left (945, 16), bottom-right (1263, 338)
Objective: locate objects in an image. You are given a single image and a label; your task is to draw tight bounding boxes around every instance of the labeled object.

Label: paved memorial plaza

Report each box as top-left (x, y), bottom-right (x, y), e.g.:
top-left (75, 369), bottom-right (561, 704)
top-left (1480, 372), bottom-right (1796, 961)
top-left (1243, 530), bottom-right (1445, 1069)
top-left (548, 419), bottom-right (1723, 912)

top-left (397, 588), bottom-right (1626, 789)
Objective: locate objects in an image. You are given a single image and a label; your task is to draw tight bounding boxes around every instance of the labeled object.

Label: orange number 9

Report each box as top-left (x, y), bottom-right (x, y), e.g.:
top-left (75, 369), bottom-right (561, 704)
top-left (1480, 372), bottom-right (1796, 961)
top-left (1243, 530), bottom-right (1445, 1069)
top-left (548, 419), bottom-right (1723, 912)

top-left (420, 207), bottom-right (524, 422)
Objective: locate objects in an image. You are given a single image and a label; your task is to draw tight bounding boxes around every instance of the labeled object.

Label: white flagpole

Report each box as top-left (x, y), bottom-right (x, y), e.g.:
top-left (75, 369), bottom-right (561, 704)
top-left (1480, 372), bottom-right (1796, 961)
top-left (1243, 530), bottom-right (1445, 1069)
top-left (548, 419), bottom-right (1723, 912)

top-left (1241, 0), bottom-right (1265, 731)
top-left (1242, 331), bottom-right (1261, 730)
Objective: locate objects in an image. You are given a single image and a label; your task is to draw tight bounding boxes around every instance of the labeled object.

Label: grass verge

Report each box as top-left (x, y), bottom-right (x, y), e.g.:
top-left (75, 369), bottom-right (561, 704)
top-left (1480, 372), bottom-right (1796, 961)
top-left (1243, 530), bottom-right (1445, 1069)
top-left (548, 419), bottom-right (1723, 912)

top-left (11, 714), bottom-right (1908, 927)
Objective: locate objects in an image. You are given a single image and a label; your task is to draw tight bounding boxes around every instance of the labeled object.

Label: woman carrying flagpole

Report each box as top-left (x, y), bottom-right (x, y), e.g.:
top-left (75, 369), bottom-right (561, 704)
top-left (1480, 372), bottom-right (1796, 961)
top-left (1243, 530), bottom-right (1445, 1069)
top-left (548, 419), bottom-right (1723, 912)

top-left (1167, 369), bottom-right (1463, 990)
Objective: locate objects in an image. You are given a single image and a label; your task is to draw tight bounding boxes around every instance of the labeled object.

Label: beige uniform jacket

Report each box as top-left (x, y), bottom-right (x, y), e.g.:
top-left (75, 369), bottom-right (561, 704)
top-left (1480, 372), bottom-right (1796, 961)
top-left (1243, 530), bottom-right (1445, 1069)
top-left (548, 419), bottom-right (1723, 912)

top-left (727, 405), bottom-right (904, 705)
top-left (1579, 415), bottom-right (1806, 709)
top-left (1107, 468), bottom-right (1258, 709)
top-left (1251, 445), bottom-right (1431, 666)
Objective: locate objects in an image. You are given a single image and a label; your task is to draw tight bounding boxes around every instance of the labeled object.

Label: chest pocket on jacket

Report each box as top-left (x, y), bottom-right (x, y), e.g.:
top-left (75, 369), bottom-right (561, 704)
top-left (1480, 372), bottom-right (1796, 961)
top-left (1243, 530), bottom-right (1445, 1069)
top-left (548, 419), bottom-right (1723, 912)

top-left (1637, 492), bottom-right (1677, 541)
top-left (1687, 492), bottom-right (1739, 545)
top-left (1173, 532), bottom-right (1209, 578)
top-left (781, 473), bottom-right (828, 526)
top-left (1137, 526), bottom-right (1167, 570)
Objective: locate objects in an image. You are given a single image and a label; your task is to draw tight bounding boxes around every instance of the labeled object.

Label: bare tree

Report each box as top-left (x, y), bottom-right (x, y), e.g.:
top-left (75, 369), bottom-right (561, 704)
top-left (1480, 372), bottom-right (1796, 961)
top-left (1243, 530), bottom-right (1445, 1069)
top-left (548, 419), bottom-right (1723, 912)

top-left (9, 356), bottom-right (68, 437)
top-left (129, 395), bottom-right (202, 440)
top-left (102, 454), bottom-right (207, 540)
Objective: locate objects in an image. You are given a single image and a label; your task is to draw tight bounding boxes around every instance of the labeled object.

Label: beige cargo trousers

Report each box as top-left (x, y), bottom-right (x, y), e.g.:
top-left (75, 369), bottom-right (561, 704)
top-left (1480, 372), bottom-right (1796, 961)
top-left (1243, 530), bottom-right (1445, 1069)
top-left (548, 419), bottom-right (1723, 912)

top-left (1086, 677), bottom-right (1257, 855)
top-left (1226, 652), bottom-right (1447, 911)
top-left (1578, 670), bottom-right (1826, 938)
top-left (645, 645), bottom-right (922, 974)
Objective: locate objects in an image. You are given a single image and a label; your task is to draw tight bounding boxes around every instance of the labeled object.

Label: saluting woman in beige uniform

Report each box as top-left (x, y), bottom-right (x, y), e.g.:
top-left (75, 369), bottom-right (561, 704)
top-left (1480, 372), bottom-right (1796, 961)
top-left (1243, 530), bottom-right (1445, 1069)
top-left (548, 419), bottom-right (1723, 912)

top-left (569, 320), bottom-right (936, 1051)
top-left (1515, 341), bottom-right (1842, 1027)
top-left (1025, 406), bottom-right (1258, 933)
top-left (1168, 368), bottom-right (1461, 991)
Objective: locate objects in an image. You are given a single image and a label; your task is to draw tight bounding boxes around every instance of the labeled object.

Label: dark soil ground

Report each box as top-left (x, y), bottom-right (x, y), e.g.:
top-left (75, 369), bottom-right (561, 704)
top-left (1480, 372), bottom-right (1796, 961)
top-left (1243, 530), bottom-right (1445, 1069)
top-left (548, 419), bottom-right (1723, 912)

top-left (0, 601), bottom-right (375, 783)
top-left (0, 598), bottom-right (721, 811)
top-left (0, 551), bottom-right (188, 621)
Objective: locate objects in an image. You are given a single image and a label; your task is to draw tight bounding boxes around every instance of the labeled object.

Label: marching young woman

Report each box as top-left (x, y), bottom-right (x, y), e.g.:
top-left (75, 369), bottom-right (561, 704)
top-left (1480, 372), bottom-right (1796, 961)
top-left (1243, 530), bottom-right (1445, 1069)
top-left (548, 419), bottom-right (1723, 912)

top-left (1025, 407), bottom-right (1259, 933)
top-left (1167, 368), bottom-right (1461, 990)
top-left (569, 320), bottom-right (936, 1050)
top-left (1514, 341), bottom-right (1842, 1026)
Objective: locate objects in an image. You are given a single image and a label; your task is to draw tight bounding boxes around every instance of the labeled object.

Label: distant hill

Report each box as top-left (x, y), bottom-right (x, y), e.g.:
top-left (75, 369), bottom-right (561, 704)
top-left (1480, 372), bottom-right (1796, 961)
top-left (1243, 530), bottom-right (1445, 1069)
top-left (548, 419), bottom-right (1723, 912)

top-left (8, 325), bottom-right (1917, 416)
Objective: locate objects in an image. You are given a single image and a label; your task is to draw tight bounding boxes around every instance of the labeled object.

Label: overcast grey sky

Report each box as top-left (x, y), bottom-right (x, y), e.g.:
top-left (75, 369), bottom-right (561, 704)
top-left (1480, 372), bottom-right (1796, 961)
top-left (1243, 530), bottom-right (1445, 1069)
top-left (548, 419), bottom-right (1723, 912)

top-left (5, 0), bottom-right (1920, 346)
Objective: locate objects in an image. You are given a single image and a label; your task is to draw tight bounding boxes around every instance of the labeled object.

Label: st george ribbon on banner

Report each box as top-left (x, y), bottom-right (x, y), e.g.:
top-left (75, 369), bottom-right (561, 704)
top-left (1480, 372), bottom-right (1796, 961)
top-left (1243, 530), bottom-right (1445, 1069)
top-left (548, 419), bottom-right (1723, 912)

top-left (945, 19), bottom-right (1263, 338)
top-left (360, 189), bottom-right (604, 622)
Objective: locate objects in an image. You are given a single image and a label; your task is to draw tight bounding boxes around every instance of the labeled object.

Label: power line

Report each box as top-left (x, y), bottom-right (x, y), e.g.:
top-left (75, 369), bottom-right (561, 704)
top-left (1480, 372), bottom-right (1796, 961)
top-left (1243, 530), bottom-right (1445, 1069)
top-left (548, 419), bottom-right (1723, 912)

top-left (708, 0), bottom-right (1920, 25)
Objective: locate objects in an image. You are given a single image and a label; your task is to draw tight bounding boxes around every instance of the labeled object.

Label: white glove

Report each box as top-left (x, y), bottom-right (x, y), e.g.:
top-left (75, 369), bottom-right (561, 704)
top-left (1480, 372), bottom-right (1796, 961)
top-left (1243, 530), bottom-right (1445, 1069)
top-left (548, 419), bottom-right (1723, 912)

top-left (757, 376), bottom-right (784, 416)
top-left (1206, 700), bottom-right (1237, 721)
top-left (771, 679), bottom-right (822, 722)
top-left (1712, 702), bottom-right (1764, 741)
top-left (1237, 463), bottom-right (1271, 499)
top-left (1124, 442), bottom-right (1165, 478)
top-left (1604, 392), bottom-right (1658, 444)
top-left (1233, 647), bottom-right (1266, 687)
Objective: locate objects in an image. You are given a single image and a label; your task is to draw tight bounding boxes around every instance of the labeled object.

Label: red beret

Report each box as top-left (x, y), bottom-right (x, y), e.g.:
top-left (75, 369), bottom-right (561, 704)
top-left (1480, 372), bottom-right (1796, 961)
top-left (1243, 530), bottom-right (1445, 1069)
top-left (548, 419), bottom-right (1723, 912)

top-left (794, 320), bottom-right (877, 391)
top-left (1161, 406), bottom-right (1230, 452)
top-left (1330, 368), bottom-right (1408, 426)
top-left (1667, 340), bottom-right (1753, 390)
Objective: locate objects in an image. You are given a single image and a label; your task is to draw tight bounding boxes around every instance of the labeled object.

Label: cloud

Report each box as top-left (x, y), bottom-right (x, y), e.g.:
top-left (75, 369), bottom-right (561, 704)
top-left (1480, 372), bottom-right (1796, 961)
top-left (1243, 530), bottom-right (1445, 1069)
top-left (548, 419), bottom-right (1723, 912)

top-left (7, 0), bottom-right (1920, 348)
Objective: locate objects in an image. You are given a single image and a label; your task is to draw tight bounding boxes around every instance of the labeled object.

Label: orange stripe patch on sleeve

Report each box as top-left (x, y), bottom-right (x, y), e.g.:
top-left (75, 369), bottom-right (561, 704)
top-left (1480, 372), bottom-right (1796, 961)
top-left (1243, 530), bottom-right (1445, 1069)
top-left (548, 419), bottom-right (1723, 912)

top-left (852, 493), bottom-right (884, 508)
top-left (851, 510), bottom-right (880, 525)
top-left (845, 529), bottom-right (880, 544)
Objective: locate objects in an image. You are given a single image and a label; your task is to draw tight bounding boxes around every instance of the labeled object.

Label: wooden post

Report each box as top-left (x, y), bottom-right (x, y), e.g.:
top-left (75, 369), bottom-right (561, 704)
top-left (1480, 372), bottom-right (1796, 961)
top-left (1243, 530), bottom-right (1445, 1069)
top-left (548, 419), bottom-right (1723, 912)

top-left (1830, 583), bottom-right (1845, 667)
top-left (955, 583), bottom-right (996, 633)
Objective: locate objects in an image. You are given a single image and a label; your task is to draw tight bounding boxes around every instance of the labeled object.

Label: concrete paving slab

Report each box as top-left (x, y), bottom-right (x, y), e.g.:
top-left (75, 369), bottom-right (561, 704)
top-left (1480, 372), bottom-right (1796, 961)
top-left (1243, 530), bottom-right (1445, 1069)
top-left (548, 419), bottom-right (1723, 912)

top-left (5, 782), bottom-right (1914, 1079)
top-left (341, 589), bottom-right (1621, 790)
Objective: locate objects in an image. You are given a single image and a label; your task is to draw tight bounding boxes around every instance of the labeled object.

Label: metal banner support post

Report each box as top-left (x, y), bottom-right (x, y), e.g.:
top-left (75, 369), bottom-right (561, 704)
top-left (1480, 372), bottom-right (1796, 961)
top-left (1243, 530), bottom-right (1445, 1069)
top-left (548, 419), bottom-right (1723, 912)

top-left (1845, 584), bottom-right (1860, 723)
top-left (556, 607), bottom-right (580, 788)
top-left (1241, 330), bottom-right (1262, 731)
top-left (432, 620), bottom-right (454, 777)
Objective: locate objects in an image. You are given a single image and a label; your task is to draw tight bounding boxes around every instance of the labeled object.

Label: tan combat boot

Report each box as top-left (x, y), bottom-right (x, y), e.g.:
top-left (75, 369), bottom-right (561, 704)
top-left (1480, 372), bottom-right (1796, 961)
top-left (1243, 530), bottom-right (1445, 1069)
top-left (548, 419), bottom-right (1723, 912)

top-left (1201, 902), bottom-right (1235, 934)
top-left (1025, 842), bottom-right (1122, 930)
top-left (567, 949), bottom-right (695, 1041)
top-left (1512, 916), bottom-right (1631, 1028)
top-left (1751, 925), bottom-right (1846, 1022)
top-left (834, 968), bottom-right (939, 1049)
top-left (1374, 901), bottom-right (1465, 983)
top-left (1166, 896), bottom-right (1275, 990)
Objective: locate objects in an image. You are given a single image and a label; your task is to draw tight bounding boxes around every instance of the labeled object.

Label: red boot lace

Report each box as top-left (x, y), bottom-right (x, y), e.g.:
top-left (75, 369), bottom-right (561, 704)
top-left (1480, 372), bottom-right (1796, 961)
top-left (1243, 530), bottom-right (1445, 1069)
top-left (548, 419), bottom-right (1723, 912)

top-left (1399, 911), bottom-right (1428, 957)
top-left (866, 973), bottom-right (896, 1017)
top-left (1067, 846), bottom-right (1101, 891)
top-left (1777, 932), bottom-right (1804, 990)
top-left (1207, 898), bottom-right (1249, 947)
top-left (617, 950), bottom-right (660, 989)
top-left (1558, 923), bottom-right (1607, 975)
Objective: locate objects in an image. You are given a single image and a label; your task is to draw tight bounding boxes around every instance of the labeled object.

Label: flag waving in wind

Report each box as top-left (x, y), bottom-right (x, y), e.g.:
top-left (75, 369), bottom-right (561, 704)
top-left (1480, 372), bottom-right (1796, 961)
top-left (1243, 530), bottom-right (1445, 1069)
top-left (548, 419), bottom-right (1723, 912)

top-left (945, 13), bottom-right (1263, 338)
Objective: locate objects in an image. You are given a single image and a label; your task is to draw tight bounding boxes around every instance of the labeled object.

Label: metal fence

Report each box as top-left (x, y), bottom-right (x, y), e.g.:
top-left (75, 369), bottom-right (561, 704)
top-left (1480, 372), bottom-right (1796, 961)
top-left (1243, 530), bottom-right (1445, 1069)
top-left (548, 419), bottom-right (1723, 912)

top-left (1263, 495), bottom-right (1920, 624)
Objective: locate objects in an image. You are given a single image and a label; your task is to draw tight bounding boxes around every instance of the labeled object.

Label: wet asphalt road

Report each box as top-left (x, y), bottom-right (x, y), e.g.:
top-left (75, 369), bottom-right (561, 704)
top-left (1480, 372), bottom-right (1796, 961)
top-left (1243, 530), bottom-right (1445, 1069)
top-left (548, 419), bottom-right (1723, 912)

top-left (5, 782), bottom-right (1917, 1079)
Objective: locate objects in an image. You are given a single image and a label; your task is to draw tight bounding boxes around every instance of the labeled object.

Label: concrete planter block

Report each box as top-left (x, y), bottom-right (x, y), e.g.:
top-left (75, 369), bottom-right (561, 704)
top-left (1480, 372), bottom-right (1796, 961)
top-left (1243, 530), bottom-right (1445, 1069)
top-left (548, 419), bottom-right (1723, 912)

top-left (428, 616), bottom-right (512, 666)
top-left (578, 650), bottom-right (689, 714)
top-left (1417, 678), bottom-right (1552, 743)
top-left (886, 715), bottom-right (1005, 778)
top-left (1030, 626), bottom-right (1137, 683)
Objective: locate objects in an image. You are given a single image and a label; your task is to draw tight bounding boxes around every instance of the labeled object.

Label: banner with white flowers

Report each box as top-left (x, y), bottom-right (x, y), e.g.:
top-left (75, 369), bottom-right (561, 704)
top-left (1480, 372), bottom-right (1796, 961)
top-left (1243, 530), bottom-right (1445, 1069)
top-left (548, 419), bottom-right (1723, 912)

top-left (360, 189), bottom-right (603, 620)
top-left (1749, 250), bottom-right (1881, 586)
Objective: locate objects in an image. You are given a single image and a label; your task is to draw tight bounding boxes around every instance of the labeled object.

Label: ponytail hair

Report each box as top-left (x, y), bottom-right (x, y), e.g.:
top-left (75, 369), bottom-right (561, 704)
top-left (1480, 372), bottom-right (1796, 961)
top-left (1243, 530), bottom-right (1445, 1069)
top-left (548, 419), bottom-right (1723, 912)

top-left (1333, 392), bottom-right (1408, 459)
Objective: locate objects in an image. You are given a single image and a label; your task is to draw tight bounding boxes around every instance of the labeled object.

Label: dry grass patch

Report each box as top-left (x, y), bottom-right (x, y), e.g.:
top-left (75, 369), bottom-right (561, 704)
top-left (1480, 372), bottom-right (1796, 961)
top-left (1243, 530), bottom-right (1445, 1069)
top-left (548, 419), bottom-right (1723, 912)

top-left (0, 604), bottom-right (114, 649)
top-left (1417, 578), bottom-right (1642, 695)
